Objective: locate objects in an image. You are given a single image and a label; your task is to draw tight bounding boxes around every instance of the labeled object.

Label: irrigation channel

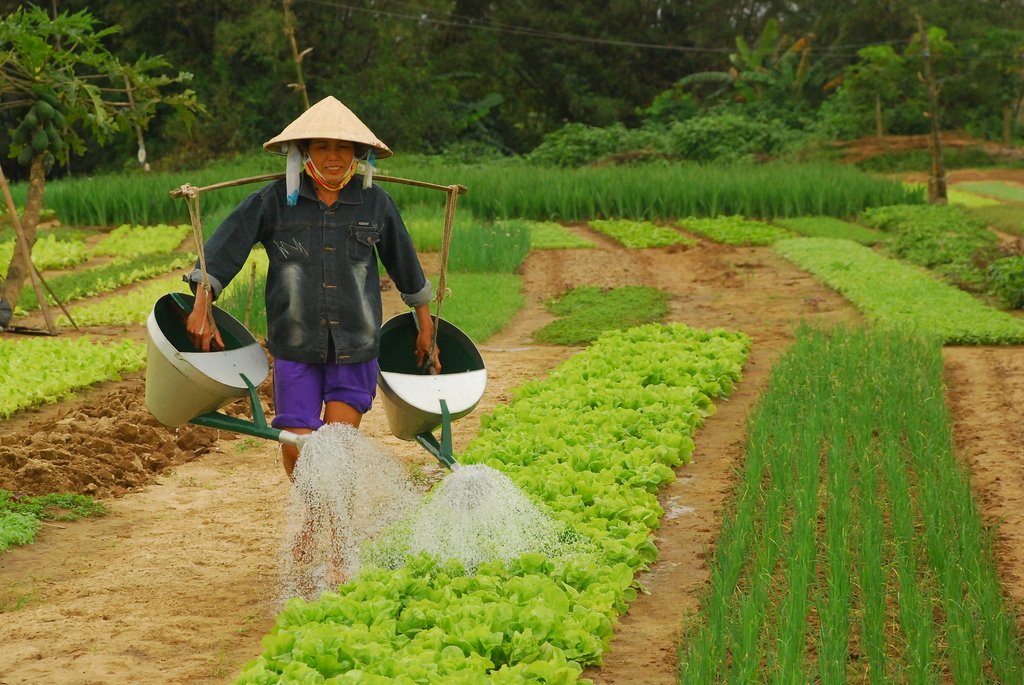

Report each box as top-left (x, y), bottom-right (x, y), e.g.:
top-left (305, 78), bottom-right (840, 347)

top-left (2, 209), bottom-right (1024, 683)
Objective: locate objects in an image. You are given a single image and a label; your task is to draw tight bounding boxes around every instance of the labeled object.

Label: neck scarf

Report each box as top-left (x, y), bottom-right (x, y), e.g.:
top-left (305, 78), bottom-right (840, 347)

top-left (304, 156), bottom-right (358, 192)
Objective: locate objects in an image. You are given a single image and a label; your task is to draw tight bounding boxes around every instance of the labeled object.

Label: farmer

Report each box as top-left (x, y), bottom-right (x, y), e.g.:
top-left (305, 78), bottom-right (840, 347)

top-left (184, 95), bottom-right (440, 480)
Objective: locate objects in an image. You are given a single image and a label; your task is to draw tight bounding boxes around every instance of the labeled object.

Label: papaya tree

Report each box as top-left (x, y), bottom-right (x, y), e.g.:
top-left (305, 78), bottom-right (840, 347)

top-left (0, 6), bottom-right (202, 310)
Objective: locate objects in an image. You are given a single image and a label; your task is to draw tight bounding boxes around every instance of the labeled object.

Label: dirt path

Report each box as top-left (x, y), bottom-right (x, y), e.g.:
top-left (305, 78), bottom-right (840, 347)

top-left (1, 223), bottom-right (1022, 684)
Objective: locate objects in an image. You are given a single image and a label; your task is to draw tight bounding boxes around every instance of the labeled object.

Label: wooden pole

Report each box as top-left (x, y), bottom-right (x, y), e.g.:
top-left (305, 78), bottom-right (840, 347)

top-left (916, 12), bottom-right (947, 204)
top-left (169, 172), bottom-right (468, 199)
top-left (0, 162), bottom-right (58, 334)
top-left (283, 0), bottom-right (311, 110)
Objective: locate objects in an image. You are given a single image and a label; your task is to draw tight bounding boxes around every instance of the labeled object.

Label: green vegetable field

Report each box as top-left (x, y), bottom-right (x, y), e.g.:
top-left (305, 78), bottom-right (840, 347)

top-left (2, 159), bottom-right (1024, 684)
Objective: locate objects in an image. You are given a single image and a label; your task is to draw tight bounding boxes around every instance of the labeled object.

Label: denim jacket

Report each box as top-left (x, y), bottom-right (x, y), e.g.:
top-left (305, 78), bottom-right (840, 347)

top-left (188, 173), bottom-right (432, 364)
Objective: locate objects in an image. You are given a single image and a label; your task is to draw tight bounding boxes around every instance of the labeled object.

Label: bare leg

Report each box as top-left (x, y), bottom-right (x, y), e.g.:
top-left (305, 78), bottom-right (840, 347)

top-left (285, 403), bottom-right (362, 567)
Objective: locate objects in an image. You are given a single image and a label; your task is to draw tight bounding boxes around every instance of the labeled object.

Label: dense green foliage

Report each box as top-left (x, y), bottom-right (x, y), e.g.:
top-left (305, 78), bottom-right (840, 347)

top-left (860, 204), bottom-right (1009, 294)
top-left (987, 255), bottom-right (1024, 308)
top-left (775, 238), bottom-right (1024, 343)
top-left (533, 286), bottom-right (671, 345)
top-left (236, 322), bottom-right (749, 683)
top-left (678, 326), bottom-right (1024, 682)
top-left (1, 2), bottom-right (1021, 176)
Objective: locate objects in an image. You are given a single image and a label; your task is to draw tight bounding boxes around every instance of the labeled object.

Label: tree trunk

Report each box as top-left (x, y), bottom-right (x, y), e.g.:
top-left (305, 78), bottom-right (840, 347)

top-left (875, 93), bottom-right (884, 138)
top-left (1, 156), bottom-right (47, 310)
top-left (1004, 105), bottom-right (1013, 147)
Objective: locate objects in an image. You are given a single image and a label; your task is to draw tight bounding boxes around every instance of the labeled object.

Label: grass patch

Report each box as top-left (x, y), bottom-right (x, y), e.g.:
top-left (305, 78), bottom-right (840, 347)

top-left (775, 237), bottom-right (1024, 344)
top-left (533, 286), bottom-right (670, 345)
top-left (947, 188), bottom-right (1002, 207)
top-left (428, 272), bottom-right (523, 343)
top-left (771, 216), bottom-right (883, 245)
top-left (955, 180), bottom-right (1024, 203)
top-left (964, 203), bottom-right (1024, 237)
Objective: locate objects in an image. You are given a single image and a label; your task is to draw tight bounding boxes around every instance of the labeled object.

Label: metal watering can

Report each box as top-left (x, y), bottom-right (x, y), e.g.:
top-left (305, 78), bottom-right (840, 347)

top-left (144, 293), bottom-right (486, 470)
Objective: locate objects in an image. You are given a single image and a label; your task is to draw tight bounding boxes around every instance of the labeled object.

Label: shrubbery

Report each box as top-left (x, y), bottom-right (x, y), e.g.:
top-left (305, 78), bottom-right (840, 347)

top-left (526, 113), bottom-right (811, 167)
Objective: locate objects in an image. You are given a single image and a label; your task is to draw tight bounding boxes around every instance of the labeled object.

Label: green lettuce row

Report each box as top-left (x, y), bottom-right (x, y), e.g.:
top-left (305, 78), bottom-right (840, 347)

top-left (0, 336), bottom-right (146, 419)
top-left (0, 233), bottom-right (91, 278)
top-left (236, 322), bottom-right (750, 684)
top-left (90, 223), bottom-right (192, 258)
top-left (775, 237), bottom-right (1024, 344)
top-left (587, 218), bottom-right (696, 249)
top-left (676, 215), bottom-right (793, 246)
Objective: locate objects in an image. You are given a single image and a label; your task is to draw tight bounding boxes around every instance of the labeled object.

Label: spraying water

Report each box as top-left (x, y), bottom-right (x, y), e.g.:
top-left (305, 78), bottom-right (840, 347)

top-left (277, 423), bottom-right (421, 602)
top-left (277, 425), bottom-right (583, 603)
top-left (365, 463), bottom-right (577, 574)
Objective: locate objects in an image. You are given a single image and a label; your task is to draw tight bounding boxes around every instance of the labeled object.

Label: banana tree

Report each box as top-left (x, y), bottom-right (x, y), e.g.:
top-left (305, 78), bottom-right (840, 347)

top-left (0, 6), bottom-right (202, 310)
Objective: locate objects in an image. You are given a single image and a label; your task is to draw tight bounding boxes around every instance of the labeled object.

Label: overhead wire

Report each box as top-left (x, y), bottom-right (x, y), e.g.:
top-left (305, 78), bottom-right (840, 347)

top-left (297, 0), bottom-right (1024, 65)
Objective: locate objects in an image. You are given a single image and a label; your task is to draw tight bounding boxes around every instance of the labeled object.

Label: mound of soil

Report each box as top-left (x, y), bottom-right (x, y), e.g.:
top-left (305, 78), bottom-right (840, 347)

top-left (0, 379), bottom-right (218, 498)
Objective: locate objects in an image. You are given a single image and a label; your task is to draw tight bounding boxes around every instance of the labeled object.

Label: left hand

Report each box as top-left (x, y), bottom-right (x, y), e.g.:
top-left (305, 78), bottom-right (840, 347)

top-left (416, 324), bottom-right (442, 374)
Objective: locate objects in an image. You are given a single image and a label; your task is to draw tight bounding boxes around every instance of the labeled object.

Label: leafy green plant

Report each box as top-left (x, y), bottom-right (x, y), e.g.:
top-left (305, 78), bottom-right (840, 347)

top-left (860, 203), bottom-right (1004, 291)
top-left (526, 122), bottom-right (664, 167)
top-left (496, 219), bottom-right (595, 250)
top-left (0, 336), bottom-right (146, 418)
top-left (772, 216), bottom-right (884, 245)
top-left (987, 255), bottom-right (1024, 308)
top-left (534, 286), bottom-right (670, 345)
top-left (236, 322), bottom-right (750, 683)
top-left (91, 224), bottom-right (191, 258)
top-left (588, 219), bottom-right (695, 249)
top-left (58, 276), bottom-right (191, 327)
top-left (775, 237), bottom-right (1024, 344)
top-left (665, 114), bottom-right (809, 162)
top-left (0, 232), bottom-right (91, 278)
top-left (0, 490), bottom-right (107, 553)
top-left (17, 252), bottom-right (194, 313)
top-left (677, 215), bottom-right (792, 246)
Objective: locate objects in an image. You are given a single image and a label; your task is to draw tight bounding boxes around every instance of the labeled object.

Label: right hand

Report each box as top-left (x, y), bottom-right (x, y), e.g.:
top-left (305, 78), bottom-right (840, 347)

top-left (186, 290), bottom-right (224, 352)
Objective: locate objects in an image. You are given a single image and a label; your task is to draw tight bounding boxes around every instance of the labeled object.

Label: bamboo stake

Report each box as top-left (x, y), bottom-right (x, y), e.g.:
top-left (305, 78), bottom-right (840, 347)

top-left (0, 162), bottom-right (59, 334)
top-left (169, 172), bottom-right (467, 199)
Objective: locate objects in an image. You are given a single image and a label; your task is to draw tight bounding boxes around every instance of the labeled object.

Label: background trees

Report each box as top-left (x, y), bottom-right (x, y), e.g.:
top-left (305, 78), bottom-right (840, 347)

top-left (0, 0), bottom-right (1022, 173)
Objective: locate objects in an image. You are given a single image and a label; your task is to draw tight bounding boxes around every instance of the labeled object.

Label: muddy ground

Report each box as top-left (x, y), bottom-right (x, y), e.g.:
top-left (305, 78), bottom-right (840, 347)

top-left (1, 199), bottom-right (1023, 684)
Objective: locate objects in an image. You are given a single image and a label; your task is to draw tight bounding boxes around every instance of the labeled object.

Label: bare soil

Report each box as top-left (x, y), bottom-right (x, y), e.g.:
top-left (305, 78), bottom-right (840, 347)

top-left (1, 207), bottom-right (1023, 684)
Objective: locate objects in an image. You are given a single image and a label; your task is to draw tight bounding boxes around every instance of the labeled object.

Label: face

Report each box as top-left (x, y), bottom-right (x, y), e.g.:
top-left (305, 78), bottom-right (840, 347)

top-left (306, 139), bottom-right (355, 184)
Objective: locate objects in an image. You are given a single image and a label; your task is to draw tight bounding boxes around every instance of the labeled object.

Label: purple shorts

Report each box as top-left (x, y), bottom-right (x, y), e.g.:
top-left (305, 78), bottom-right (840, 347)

top-left (271, 358), bottom-right (379, 430)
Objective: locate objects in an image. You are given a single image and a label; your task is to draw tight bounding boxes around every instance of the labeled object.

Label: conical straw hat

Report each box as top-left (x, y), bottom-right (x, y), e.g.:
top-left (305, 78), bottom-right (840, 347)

top-left (263, 96), bottom-right (392, 158)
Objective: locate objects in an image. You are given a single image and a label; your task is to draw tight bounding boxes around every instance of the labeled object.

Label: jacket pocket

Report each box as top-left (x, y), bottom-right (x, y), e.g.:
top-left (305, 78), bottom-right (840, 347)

top-left (348, 222), bottom-right (380, 261)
